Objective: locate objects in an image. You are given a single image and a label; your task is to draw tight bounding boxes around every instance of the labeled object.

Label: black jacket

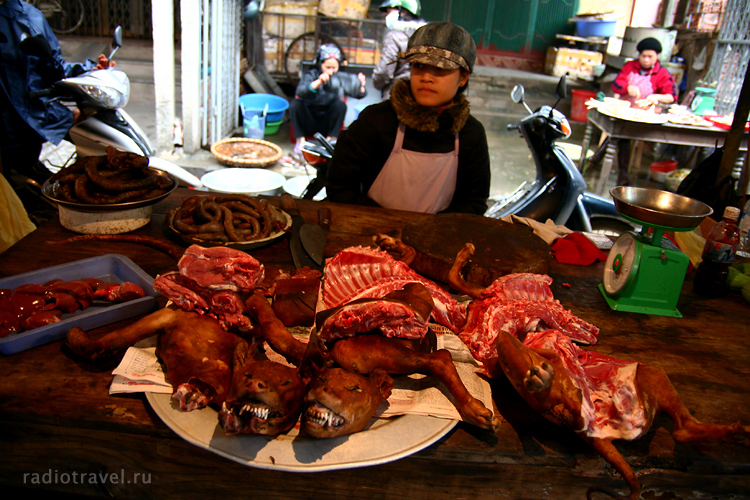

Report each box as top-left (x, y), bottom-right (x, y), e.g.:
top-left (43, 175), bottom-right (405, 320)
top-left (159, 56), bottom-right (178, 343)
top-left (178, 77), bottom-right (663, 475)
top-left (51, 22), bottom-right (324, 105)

top-left (327, 79), bottom-right (491, 215)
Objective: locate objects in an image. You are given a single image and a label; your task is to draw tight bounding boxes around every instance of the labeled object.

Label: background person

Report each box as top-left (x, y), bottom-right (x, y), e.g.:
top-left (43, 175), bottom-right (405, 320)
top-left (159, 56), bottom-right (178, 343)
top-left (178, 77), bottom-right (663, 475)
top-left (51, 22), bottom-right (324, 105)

top-left (0, 0), bottom-right (112, 184)
top-left (611, 37), bottom-right (677, 185)
top-left (326, 22), bottom-right (491, 215)
top-left (289, 44), bottom-right (366, 146)
top-left (372, 0), bottom-right (426, 100)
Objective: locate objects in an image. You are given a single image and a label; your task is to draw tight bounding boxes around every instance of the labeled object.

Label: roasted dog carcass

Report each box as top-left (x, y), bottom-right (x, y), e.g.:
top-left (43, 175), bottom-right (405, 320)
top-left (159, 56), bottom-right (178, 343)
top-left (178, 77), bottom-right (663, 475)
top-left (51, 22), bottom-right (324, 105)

top-left (302, 367), bottom-right (393, 438)
top-left (303, 280), bottom-right (499, 433)
top-left (67, 306), bottom-right (243, 411)
top-left (219, 340), bottom-right (306, 436)
top-left (449, 242), bottom-right (750, 500)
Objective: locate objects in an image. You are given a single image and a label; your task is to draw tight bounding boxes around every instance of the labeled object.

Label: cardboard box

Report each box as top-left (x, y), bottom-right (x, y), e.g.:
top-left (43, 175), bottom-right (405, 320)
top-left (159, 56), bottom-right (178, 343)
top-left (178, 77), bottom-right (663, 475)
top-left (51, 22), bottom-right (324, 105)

top-left (337, 37), bottom-right (380, 65)
top-left (319, 0), bottom-right (370, 19)
top-left (544, 47), bottom-right (603, 81)
top-left (264, 37), bottom-right (292, 74)
top-left (263, 0), bottom-right (318, 39)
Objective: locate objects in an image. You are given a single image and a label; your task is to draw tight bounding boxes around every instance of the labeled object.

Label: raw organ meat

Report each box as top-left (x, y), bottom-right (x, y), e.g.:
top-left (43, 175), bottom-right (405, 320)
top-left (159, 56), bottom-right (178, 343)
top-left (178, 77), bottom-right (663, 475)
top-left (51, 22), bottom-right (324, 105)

top-left (153, 244), bottom-right (265, 330)
top-left (178, 244), bottom-right (264, 291)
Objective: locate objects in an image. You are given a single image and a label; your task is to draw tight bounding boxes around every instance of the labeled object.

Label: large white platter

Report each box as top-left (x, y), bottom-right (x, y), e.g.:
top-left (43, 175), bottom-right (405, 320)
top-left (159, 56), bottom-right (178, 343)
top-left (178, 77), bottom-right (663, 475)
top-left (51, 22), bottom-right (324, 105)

top-left (146, 392), bottom-right (457, 472)
top-left (597, 106), bottom-right (668, 124)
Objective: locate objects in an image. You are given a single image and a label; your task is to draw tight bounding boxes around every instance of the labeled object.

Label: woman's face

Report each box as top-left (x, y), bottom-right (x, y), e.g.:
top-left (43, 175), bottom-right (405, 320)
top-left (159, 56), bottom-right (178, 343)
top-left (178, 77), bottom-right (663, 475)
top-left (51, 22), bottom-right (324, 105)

top-left (410, 62), bottom-right (469, 107)
top-left (320, 58), bottom-right (340, 76)
top-left (638, 50), bottom-right (659, 70)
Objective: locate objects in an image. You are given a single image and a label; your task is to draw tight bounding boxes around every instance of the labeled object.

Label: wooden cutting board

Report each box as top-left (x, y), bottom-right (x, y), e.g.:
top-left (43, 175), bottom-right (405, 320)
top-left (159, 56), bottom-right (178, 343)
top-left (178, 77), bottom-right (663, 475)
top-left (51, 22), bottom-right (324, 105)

top-left (401, 213), bottom-right (552, 288)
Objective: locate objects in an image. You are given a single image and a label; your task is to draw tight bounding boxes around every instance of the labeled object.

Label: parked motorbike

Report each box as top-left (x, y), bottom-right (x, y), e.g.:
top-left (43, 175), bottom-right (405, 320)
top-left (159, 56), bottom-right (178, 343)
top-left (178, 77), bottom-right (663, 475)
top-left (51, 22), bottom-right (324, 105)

top-left (20, 26), bottom-right (200, 187)
top-left (485, 76), bottom-right (632, 235)
top-left (298, 132), bottom-right (335, 200)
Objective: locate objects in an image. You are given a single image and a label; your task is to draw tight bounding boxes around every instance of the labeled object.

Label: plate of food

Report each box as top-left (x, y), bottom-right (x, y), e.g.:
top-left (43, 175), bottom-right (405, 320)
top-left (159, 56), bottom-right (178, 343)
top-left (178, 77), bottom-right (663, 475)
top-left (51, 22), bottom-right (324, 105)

top-left (166, 194), bottom-right (291, 250)
top-left (597, 105), bottom-right (668, 124)
top-left (666, 113), bottom-right (714, 127)
top-left (146, 391), bottom-right (457, 472)
top-left (42, 149), bottom-right (177, 210)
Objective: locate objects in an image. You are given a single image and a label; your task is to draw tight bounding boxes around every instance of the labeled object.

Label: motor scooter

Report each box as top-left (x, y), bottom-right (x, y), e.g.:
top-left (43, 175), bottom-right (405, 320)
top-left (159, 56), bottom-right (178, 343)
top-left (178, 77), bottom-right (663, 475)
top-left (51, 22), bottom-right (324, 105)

top-left (20, 26), bottom-right (201, 187)
top-left (298, 132), bottom-right (335, 200)
top-left (485, 76), bottom-right (632, 235)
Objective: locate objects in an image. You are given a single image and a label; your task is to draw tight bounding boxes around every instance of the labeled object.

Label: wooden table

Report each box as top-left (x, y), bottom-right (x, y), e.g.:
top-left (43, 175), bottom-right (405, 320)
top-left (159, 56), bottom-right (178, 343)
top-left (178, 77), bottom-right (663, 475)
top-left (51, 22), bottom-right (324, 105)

top-left (580, 108), bottom-right (749, 195)
top-left (2, 188), bottom-right (750, 499)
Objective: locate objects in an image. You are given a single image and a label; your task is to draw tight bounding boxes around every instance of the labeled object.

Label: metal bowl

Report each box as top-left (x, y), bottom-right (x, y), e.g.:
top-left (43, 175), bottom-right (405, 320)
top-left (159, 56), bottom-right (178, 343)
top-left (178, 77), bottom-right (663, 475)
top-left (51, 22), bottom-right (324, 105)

top-left (42, 168), bottom-right (177, 212)
top-left (610, 186), bottom-right (713, 229)
top-left (41, 169), bottom-right (177, 234)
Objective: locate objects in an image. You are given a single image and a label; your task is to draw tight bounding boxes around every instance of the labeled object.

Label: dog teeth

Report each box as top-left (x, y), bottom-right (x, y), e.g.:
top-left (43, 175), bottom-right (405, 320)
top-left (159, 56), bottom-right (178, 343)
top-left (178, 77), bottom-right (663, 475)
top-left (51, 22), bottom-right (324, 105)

top-left (305, 407), bottom-right (344, 427)
top-left (237, 403), bottom-right (271, 420)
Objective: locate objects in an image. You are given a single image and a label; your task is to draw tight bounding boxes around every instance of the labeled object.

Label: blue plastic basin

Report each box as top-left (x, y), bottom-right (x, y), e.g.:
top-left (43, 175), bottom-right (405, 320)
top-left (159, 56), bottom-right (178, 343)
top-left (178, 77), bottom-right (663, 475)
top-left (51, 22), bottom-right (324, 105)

top-left (575, 20), bottom-right (616, 38)
top-left (239, 93), bottom-right (289, 123)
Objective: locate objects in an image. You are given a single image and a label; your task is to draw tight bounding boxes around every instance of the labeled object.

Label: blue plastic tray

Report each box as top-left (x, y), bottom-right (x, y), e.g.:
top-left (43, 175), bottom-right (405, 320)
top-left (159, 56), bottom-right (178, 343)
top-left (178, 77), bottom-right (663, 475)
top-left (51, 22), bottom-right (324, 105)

top-left (0, 254), bottom-right (157, 355)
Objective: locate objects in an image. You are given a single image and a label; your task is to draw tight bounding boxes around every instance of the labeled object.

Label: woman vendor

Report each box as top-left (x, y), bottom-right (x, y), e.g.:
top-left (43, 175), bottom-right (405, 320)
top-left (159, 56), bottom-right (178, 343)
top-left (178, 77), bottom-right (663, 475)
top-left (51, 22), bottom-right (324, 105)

top-left (611, 37), bottom-right (677, 185)
top-left (326, 22), bottom-right (491, 215)
top-left (289, 44), bottom-right (367, 144)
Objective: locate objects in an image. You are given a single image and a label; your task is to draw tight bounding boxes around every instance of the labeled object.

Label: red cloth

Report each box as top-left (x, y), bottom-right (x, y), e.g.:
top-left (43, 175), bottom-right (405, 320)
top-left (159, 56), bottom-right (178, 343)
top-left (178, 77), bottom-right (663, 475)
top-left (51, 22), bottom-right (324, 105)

top-left (551, 233), bottom-right (608, 266)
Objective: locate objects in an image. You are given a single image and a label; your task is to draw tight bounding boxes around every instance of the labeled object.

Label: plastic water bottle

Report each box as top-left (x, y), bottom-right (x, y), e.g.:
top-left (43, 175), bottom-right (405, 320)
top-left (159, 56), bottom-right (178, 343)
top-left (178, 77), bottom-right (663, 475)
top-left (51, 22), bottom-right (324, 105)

top-left (738, 199), bottom-right (750, 258)
top-left (694, 206), bottom-right (740, 297)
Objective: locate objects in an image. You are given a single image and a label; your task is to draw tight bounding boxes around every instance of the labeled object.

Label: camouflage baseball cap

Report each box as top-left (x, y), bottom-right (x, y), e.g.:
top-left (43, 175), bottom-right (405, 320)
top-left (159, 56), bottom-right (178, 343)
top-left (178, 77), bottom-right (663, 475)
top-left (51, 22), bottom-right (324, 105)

top-left (402, 22), bottom-right (476, 72)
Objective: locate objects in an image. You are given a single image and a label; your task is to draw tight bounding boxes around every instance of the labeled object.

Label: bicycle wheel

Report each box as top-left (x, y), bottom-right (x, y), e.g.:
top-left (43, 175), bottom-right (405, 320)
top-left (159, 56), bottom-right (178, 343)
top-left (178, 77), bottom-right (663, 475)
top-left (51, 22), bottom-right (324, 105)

top-left (284, 32), bottom-right (345, 86)
top-left (36, 0), bottom-right (85, 34)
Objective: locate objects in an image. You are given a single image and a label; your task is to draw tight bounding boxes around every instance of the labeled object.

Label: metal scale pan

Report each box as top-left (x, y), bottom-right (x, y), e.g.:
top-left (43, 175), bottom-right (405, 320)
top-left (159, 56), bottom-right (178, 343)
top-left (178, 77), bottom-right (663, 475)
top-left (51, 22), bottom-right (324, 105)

top-left (601, 187), bottom-right (713, 317)
top-left (610, 186), bottom-right (713, 230)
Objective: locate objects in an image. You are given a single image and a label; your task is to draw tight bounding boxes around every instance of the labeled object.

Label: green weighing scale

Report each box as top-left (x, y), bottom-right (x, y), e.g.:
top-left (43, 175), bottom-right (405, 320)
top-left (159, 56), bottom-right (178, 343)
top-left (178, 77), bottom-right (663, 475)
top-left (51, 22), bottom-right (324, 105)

top-left (599, 187), bottom-right (713, 318)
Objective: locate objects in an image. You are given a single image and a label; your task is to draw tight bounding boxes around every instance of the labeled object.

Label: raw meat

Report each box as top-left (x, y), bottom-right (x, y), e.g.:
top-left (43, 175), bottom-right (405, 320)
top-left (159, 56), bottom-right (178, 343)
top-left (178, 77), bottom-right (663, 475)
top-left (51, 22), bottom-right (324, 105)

top-left (321, 246), bottom-right (466, 332)
top-left (178, 244), bottom-right (264, 291)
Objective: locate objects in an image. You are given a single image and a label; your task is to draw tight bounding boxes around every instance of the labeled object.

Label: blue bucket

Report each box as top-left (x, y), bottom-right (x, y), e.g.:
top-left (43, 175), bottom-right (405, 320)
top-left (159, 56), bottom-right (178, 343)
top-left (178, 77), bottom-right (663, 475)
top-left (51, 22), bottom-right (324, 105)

top-left (239, 94), bottom-right (289, 123)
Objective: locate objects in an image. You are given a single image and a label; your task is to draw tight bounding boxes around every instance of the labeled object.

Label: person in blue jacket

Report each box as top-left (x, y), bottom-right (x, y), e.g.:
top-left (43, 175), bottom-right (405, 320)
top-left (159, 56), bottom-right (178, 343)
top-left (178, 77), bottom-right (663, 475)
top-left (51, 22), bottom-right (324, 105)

top-left (0, 0), bottom-right (110, 182)
top-left (289, 44), bottom-right (367, 144)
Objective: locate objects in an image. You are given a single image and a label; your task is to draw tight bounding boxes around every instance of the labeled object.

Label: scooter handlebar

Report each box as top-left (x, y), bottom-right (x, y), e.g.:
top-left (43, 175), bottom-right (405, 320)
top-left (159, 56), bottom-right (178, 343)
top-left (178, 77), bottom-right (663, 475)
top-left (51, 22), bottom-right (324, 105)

top-left (27, 88), bottom-right (55, 99)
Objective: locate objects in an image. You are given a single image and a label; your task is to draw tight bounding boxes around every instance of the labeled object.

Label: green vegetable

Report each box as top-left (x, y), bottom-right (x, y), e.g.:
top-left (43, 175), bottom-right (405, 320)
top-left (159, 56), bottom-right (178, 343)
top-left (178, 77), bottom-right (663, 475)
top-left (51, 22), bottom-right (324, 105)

top-left (727, 266), bottom-right (750, 291)
top-left (742, 280), bottom-right (750, 304)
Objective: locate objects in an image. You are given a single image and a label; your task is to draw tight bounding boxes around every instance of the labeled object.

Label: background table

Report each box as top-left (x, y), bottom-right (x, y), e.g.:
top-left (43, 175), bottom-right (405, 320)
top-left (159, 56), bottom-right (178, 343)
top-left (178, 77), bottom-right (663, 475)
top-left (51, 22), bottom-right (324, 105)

top-left (580, 108), bottom-right (749, 195)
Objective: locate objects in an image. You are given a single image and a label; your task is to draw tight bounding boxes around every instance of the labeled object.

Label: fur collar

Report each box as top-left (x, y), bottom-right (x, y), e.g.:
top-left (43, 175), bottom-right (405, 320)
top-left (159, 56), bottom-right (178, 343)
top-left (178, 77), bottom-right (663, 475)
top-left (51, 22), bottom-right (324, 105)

top-left (390, 79), bottom-right (470, 134)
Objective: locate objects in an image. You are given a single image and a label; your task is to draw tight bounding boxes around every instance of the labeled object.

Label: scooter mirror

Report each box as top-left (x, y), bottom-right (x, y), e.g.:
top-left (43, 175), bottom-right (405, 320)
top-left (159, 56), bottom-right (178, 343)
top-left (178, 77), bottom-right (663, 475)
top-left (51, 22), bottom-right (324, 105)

top-left (511, 84), bottom-right (525, 104)
top-left (555, 75), bottom-right (568, 100)
top-left (112, 26), bottom-right (123, 49)
top-left (108, 26), bottom-right (123, 61)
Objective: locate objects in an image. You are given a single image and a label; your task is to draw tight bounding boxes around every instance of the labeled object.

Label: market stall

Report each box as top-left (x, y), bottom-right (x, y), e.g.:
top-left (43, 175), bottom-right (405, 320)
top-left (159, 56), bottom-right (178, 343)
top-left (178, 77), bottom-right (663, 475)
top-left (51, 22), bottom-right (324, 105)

top-left (1, 189), bottom-right (750, 499)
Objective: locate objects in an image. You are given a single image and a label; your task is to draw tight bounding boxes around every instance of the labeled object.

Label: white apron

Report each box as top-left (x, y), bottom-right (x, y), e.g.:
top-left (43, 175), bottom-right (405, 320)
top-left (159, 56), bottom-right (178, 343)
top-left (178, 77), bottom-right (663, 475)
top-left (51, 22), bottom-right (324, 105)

top-left (367, 123), bottom-right (459, 213)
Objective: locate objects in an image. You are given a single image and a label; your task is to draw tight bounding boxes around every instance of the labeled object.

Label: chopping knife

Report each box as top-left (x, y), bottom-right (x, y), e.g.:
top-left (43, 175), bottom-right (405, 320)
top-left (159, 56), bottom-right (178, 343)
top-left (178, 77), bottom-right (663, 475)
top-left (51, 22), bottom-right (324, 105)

top-left (300, 207), bottom-right (331, 267)
top-left (280, 194), bottom-right (320, 271)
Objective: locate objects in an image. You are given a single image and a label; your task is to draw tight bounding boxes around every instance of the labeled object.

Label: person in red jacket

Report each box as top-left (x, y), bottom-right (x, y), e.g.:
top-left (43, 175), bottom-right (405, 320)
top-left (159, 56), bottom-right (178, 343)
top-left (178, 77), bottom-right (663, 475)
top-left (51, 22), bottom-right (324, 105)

top-left (611, 37), bottom-right (677, 185)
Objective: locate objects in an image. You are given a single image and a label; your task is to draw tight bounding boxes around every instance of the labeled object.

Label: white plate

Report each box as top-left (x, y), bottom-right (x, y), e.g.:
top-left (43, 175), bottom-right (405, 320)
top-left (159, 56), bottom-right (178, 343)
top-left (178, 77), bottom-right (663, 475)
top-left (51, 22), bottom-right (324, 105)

top-left (200, 168), bottom-right (285, 195)
top-left (283, 175), bottom-right (326, 201)
top-left (146, 392), bottom-right (457, 472)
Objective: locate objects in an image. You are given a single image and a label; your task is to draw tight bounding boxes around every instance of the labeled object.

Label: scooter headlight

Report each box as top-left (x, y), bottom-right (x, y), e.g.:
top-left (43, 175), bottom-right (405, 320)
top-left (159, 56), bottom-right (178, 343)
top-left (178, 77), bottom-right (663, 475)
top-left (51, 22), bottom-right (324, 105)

top-left (560, 117), bottom-right (572, 139)
top-left (79, 84), bottom-right (129, 108)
